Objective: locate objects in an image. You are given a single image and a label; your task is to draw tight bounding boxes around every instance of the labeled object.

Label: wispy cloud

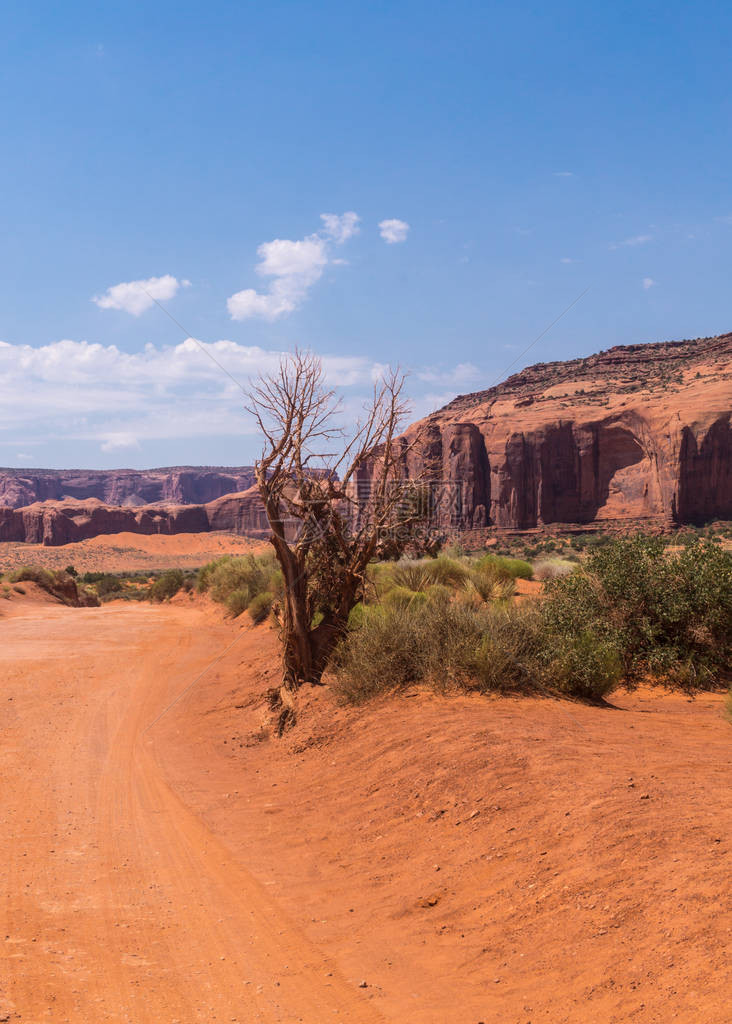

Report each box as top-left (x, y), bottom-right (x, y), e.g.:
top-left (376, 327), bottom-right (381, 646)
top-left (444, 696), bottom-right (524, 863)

top-left (610, 234), bottom-right (652, 250)
top-left (92, 275), bottom-right (190, 316)
top-left (378, 218), bottom-right (410, 244)
top-left (642, 277), bottom-right (656, 290)
top-left (553, 171), bottom-right (575, 178)
top-left (560, 257), bottom-right (578, 264)
top-left (0, 336), bottom-right (479, 456)
top-left (227, 212), bottom-right (359, 321)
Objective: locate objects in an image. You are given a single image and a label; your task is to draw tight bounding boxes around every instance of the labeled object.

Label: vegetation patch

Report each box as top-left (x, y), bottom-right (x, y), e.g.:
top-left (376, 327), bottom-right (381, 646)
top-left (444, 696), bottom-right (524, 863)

top-left (333, 536), bottom-right (731, 704)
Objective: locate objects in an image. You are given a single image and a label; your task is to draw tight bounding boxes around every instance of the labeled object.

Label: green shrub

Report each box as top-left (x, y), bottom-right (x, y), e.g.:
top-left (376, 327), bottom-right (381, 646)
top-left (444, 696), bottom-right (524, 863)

top-left (95, 574), bottom-right (123, 597)
top-left (465, 571), bottom-right (515, 603)
top-left (542, 537), bottom-right (732, 691)
top-left (391, 560), bottom-right (433, 592)
top-left (225, 588), bottom-right (250, 618)
top-left (248, 591), bottom-right (273, 624)
top-left (10, 566), bottom-right (55, 587)
top-left (347, 601), bottom-right (367, 630)
top-left (332, 604), bottom-right (429, 702)
top-left (64, 564), bottom-right (78, 578)
top-left (425, 556), bottom-right (469, 586)
top-left (197, 553), bottom-right (276, 605)
top-left (426, 583), bottom-right (453, 606)
top-left (474, 554), bottom-right (533, 581)
top-left (541, 628), bottom-right (623, 700)
top-left (469, 603), bottom-right (544, 693)
top-left (150, 569), bottom-right (184, 602)
top-left (382, 586), bottom-right (429, 611)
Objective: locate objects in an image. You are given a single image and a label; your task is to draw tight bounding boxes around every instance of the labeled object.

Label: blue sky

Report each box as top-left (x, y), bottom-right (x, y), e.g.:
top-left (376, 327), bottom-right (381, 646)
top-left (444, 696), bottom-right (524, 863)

top-left (1, 0), bottom-right (731, 469)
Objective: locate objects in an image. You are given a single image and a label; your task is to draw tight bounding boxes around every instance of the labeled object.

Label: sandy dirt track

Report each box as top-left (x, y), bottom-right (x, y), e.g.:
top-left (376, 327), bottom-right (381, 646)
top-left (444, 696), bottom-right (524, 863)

top-left (1, 597), bottom-right (731, 1023)
top-left (1, 602), bottom-right (383, 1023)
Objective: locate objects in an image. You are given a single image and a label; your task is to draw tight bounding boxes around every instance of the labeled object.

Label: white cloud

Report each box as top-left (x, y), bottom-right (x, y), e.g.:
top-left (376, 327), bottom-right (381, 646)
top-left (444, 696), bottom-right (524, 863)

top-left (100, 432), bottom-right (141, 452)
top-left (610, 234), bottom-right (652, 250)
top-left (642, 277), bottom-right (656, 290)
top-left (320, 211), bottom-right (360, 243)
top-left (92, 275), bottom-right (190, 316)
top-left (560, 257), bottom-right (578, 264)
top-left (379, 218), bottom-right (410, 244)
top-left (16, 452), bottom-right (34, 461)
top-left (0, 336), bottom-right (483, 457)
top-left (553, 171), bottom-right (575, 178)
top-left (227, 212), bottom-right (358, 321)
top-left (417, 363), bottom-right (481, 387)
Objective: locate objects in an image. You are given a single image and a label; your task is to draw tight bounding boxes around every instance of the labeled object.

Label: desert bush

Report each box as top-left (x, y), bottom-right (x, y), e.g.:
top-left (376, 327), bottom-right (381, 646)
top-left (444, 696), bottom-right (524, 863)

top-left (474, 554), bottom-right (533, 581)
top-left (334, 600), bottom-right (543, 703)
top-left (197, 552), bottom-right (277, 606)
top-left (150, 569), bottom-right (184, 602)
top-left (391, 560), bottom-right (433, 592)
top-left (542, 536), bottom-right (732, 690)
top-left (469, 603), bottom-right (544, 693)
top-left (225, 588), bottom-right (250, 618)
top-left (426, 583), bottom-right (453, 606)
top-left (532, 558), bottom-right (576, 581)
top-left (425, 556), bottom-right (469, 586)
top-left (64, 564), bottom-right (78, 577)
top-left (465, 571), bottom-right (515, 603)
top-left (332, 604), bottom-right (432, 702)
top-left (10, 566), bottom-right (55, 587)
top-left (248, 591), bottom-right (273, 624)
top-left (94, 574), bottom-right (123, 598)
top-left (382, 586), bottom-right (429, 611)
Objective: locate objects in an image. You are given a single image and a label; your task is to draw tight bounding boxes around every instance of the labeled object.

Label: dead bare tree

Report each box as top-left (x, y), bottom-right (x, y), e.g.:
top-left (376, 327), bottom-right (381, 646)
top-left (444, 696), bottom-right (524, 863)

top-left (247, 350), bottom-right (436, 710)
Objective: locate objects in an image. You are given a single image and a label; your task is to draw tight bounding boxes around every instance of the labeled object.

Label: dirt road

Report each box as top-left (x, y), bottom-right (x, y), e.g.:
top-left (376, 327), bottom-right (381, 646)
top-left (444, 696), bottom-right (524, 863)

top-left (2, 597), bottom-right (731, 1023)
top-left (1, 602), bottom-right (383, 1023)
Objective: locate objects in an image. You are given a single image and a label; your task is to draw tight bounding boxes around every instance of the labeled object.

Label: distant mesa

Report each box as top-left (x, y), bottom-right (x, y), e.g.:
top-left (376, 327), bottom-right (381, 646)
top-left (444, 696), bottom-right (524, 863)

top-left (1, 334), bottom-right (730, 546)
top-left (0, 466), bottom-right (256, 510)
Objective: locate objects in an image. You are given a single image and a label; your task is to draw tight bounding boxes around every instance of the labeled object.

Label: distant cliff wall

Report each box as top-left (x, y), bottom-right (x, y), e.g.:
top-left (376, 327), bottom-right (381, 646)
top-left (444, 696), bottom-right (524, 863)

top-left (0, 467), bottom-right (256, 509)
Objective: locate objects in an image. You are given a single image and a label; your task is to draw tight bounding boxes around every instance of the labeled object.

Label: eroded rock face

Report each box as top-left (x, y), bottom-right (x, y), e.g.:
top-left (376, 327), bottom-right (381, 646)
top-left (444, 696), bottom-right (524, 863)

top-left (0, 466), bottom-right (256, 509)
top-left (397, 333), bottom-right (731, 530)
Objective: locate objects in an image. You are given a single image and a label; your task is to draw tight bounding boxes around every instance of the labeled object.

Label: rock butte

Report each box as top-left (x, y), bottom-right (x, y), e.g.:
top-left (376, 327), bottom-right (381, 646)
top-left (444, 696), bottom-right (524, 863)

top-left (386, 331), bottom-right (731, 532)
top-left (1, 334), bottom-right (729, 546)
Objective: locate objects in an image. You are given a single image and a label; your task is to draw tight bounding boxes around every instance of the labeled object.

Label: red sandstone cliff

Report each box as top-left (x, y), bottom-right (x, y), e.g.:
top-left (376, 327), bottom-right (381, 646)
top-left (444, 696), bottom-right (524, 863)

top-left (395, 333), bottom-right (731, 530)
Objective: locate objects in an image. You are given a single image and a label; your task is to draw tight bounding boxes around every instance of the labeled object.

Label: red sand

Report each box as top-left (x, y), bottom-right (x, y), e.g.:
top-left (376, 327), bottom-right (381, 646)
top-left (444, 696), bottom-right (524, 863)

top-left (1, 596), bottom-right (730, 1022)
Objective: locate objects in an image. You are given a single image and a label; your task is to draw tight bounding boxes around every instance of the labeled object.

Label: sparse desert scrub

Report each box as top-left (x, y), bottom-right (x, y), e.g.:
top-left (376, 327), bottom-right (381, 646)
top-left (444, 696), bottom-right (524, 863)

top-left (332, 600), bottom-right (539, 703)
top-left (332, 596), bottom-right (618, 703)
top-left (333, 537), bottom-right (730, 703)
top-left (542, 536), bottom-right (732, 691)
top-left (532, 558), bottom-right (577, 580)
top-left (197, 552), bottom-right (279, 605)
top-left (248, 591), bottom-right (274, 624)
top-left (150, 569), bottom-right (185, 602)
top-left (473, 553), bottom-right (534, 581)
top-left (198, 552), bottom-right (281, 619)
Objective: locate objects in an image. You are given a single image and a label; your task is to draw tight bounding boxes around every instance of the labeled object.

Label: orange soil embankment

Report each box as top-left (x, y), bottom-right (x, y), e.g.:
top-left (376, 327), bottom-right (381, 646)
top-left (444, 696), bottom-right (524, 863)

top-left (1, 597), bottom-right (730, 1023)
